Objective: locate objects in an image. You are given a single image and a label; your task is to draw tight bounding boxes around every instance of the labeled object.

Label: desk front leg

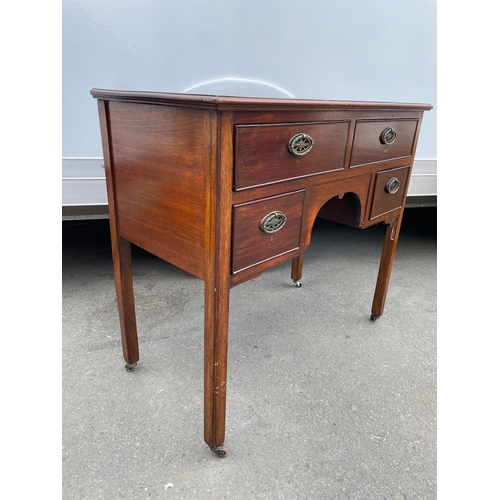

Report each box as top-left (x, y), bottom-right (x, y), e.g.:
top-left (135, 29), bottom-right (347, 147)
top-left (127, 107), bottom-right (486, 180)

top-left (371, 215), bottom-right (402, 320)
top-left (204, 279), bottom-right (230, 457)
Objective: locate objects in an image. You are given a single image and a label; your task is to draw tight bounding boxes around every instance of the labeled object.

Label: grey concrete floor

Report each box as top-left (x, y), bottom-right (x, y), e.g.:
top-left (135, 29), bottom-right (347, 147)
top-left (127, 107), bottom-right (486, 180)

top-left (62, 208), bottom-right (436, 500)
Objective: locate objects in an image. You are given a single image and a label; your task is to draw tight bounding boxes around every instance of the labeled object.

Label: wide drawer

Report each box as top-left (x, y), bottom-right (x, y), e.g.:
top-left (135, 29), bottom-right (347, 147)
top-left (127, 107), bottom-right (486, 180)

top-left (369, 166), bottom-right (410, 220)
top-left (234, 122), bottom-right (349, 190)
top-left (350, 119), bottom-right (418, 168)
top-left (232, 190), bottom-right (305, 273)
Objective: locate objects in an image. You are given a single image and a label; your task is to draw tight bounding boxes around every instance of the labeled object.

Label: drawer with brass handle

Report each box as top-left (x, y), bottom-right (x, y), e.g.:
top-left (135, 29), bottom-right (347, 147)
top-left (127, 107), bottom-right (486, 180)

top-left (234, 122), bottom-right (349, 191)
top-left (350, 119), bottom-right (418, 168)
top-left (232, 190), bottom-right (305, 273)
top-left (369, 166), bottom-right (410, 220)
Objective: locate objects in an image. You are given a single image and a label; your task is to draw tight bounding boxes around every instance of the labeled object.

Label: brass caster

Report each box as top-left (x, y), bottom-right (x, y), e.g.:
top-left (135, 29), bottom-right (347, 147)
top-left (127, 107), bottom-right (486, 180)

top-left (293, 279), bottom-right (302, 288)
top-left (211, 445), bottom-right (229, 458)
top-left (125, 362), bottom-right (137, 371)
top-left (370, 314), bottom-right (380, 321)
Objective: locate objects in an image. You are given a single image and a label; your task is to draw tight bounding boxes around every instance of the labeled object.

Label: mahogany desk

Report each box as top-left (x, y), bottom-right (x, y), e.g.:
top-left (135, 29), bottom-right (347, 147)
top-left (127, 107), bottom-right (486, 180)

top-left (91, 89), bottom-right (432, 457)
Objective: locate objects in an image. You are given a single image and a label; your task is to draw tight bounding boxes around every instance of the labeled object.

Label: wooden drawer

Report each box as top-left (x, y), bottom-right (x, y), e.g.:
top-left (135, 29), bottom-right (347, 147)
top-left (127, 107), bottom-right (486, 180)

top-left (369, 166), bottom-right (410, 220)
top-left (234, 122), bottom-right (349, 190)
top-left (232, 190), bottom-right (305, 273)
top-left (350, 119), bottom-right (418, 168)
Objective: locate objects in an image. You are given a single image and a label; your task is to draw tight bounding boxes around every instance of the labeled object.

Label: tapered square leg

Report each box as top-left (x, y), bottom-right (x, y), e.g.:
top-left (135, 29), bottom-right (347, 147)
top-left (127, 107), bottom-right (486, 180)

top-left (110, 234), bottom-right (139, 368)
top-left (203, 280), bottom-right (230, 457)
top-left (371, 216), bottom-right (402, 320)
top-left (98, 99), bottom-right (139, 369)
top-left (291, 254), bottom-right (305, 287)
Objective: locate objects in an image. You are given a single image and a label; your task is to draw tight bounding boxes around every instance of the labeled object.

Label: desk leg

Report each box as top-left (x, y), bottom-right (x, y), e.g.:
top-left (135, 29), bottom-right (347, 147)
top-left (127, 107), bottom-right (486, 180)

top-left (371, 216), bottom-right (402, 320)
top-left (291, 254), bottom-right (304, 288)
top-left (111, 235), bottom-right (139, 370)
top-left (204, 281), bottom-right (230, 457)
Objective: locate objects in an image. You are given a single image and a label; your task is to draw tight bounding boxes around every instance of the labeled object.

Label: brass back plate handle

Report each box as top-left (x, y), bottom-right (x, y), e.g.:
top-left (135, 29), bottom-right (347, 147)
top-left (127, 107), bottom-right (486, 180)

top-left (385, 177), bottom-right (401, 195)
top-left (260, 211), bottom-right (287, 233)
top-left (380, 127), bottom-right (397, 145)
top-left (288, 133), bottom-right (314, 156)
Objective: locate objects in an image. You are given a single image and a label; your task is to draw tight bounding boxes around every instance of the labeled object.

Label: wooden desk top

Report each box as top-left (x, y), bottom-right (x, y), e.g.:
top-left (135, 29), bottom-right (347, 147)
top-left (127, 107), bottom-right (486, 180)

top-left (90, 89), bottom-right (433, 112)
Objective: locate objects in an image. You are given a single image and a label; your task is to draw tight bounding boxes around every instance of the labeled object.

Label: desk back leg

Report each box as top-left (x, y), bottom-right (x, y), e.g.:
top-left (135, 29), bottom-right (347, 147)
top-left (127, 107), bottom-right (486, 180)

top-left (291, 254), bottom-right (304, 287)
top-left (111, 234), bottom-right (139, 369)
top-left (98, 99), bottom-right (139, 370)
top-left (371, 216), bottom-right (402, 320)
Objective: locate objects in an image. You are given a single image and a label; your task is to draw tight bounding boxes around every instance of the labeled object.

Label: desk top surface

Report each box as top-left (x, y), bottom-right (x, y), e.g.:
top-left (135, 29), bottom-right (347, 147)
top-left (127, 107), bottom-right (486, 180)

top-left (90, 89), bottom-right (433, 112)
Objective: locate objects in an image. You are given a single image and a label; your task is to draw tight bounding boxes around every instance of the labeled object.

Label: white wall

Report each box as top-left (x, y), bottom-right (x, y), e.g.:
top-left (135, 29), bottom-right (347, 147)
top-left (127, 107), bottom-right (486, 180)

top-left (62, 0), bottom-right (436, 158)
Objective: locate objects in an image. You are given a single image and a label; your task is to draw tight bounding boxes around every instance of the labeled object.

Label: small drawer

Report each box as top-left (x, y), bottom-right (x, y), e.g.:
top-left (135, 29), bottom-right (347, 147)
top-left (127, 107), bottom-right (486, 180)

top-left (370, 166), bottom-right (410, 220)
top-left (350, 119), bottom-right (418, 168)
top-left (234, 122), bottom-right (349, 190)
top-left (232, 190), bottom-right (305, 273)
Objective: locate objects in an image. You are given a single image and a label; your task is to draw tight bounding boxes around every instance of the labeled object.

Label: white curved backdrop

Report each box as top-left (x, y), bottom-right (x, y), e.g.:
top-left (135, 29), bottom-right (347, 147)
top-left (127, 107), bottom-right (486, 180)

top-left (62, 0), bottom-right (437, 214)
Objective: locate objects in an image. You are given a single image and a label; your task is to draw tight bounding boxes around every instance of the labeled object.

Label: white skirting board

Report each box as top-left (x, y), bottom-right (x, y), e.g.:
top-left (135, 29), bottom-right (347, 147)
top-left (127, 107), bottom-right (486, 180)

top-left (62, 157), bottom-right (437, 219)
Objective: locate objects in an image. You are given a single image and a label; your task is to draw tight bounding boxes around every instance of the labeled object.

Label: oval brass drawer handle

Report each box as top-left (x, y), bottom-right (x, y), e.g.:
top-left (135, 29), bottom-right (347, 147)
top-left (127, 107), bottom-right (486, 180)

top-left (288, 133), bottom-right (314, 156)
top-left (385, 177), bottom-right (401, 195)
top-left (380, 127), bottom-right (397, 145)
top-left (260, 211), bottom-right (287, 234)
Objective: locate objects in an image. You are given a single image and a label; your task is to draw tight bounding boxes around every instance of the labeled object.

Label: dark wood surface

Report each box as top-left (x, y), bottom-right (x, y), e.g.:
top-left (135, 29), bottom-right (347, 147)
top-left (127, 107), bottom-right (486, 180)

top-left (234, 121), bottom-right (349, 190)
top-left (370, 166), bottom-right (410, 220)
top-left (91, 88), bottom-right (432, 111)
top-left (350, 119), bottom-right (418, 167)
top-left (232, 190), bottom-right (304, 273)
top-left (91, 89), bottom-right (432, 456)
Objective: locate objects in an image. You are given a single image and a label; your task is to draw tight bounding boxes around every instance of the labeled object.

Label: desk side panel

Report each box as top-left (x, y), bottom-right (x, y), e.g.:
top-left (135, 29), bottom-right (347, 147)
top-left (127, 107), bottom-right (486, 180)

top-left (105, 101), bottom-right (212, 279)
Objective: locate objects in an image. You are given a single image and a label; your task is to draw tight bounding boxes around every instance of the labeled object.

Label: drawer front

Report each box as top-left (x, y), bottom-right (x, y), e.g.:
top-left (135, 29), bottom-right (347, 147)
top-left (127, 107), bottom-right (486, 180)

top-left (350, 119), bottom-right (418, 168)
top-left (234, 122), bottom-right (349, 190)
top-left (232, 190), bottom-right (305, 273)
top-left (370, 166), bottom-right (410, 220)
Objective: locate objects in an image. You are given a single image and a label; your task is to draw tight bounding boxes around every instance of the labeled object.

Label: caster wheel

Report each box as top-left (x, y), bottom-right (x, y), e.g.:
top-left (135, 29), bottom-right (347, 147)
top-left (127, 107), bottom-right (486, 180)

top-left (211, 445), bottom-right (228, 458)
top-left (293, 280), bottom-right (302, 288)
top-left (370, 314), bottom-right (380, 321)
top-left (125, 362), bottom-right (137, 371)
